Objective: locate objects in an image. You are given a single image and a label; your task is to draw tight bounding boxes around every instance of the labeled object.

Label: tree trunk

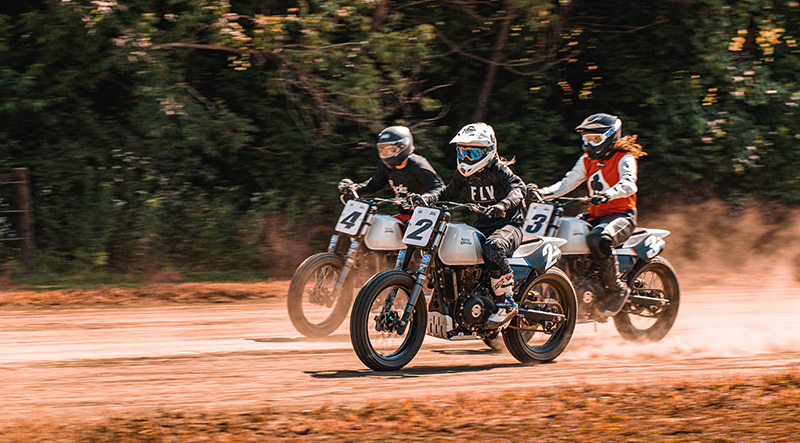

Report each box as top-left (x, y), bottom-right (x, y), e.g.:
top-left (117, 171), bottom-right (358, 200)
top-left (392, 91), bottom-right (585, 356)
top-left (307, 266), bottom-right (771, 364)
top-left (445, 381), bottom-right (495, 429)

top-left (371, 0), bottom-right (391, 29)
top-left (472, 7), bottom-right (519, 122)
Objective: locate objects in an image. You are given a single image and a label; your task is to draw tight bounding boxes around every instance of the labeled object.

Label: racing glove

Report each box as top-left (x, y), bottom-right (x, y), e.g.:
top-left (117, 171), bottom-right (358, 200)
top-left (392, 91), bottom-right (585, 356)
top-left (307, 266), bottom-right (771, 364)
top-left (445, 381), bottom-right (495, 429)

top-left (526, 183), bottom-right (544, 201)
top-left (337, 178), bottom-right (354, 195)
top-left (590, 192), bottom-right (610, 205)
top-left (484, 202), bottom-right (507, 218)
top-left (406, 193), bottom-right (428, 207)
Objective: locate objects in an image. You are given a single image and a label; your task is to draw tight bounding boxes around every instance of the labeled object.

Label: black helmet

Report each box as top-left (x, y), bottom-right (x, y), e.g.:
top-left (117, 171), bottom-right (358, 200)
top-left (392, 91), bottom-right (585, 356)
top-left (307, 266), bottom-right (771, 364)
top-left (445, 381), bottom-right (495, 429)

top-left (576, 113), bottom-right (621, 160)
top-left (376, 126), bottom-right (414, 168)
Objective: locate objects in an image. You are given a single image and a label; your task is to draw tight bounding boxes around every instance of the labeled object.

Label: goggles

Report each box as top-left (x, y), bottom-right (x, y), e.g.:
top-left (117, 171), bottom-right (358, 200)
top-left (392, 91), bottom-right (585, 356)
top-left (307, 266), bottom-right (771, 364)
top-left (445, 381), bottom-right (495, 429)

top-left (581, 120), bottom-right (620, 147)
top-left (377, 139), bottom-right (408, 159)
top-left (456, 145), bottom-right (487, 163)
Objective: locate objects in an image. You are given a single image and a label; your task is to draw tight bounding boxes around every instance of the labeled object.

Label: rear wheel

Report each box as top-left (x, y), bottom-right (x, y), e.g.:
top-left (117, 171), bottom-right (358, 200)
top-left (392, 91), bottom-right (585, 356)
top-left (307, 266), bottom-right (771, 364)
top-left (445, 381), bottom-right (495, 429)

top-left (287, 253), bottom-right (354, 338)
top-left (614, 256), bottom-right (680, 342)
top-left (503, 267), bottom-right (577, 363)
top-left (350, 270), bottom-right (426, 371)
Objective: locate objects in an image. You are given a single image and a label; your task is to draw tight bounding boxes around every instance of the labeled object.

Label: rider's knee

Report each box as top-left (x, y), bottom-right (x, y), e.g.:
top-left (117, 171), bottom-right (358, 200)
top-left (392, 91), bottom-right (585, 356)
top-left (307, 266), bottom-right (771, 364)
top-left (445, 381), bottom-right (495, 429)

top-left (587, 231), bottom-right (614, 258)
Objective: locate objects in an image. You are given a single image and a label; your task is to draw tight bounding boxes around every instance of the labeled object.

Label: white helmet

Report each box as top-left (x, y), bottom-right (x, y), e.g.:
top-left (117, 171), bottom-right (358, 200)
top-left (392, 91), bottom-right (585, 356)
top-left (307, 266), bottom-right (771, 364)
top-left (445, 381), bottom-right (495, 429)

top-left (450, 122), bottom-right (497, 177)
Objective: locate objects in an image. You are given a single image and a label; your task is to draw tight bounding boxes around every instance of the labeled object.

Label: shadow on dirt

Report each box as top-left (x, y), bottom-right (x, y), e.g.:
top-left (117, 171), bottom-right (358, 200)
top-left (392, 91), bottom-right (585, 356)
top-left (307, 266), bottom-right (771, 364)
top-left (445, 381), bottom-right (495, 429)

top-left (306, 361), bottom-right (541, 379)
top-left (251, 334), bottom-right (351, 343)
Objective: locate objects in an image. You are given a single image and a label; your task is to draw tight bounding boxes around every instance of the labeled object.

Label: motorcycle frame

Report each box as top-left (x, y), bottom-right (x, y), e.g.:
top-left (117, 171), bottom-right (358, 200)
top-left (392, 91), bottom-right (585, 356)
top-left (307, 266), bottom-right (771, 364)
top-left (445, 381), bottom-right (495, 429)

top-left (532, 198), bottom-right (672, 319)
top-left (392, 203), bottom-right (567, 336)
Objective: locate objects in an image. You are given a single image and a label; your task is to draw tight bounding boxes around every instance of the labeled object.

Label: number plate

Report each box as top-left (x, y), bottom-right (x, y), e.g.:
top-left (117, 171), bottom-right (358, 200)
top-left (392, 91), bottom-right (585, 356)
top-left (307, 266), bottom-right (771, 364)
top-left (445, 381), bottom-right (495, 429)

top-left (334, 200), bottom-right (370, 236)
top-left (523, 203), bottom-right (554, 237)
top-left (403, 207), bottom-right (440, 247)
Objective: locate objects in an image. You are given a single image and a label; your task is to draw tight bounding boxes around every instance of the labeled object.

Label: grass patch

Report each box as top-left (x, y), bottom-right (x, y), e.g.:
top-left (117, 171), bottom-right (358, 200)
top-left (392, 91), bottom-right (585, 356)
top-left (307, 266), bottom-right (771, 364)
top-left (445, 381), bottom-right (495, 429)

top-left (1, 373), bottom-right (798, 442)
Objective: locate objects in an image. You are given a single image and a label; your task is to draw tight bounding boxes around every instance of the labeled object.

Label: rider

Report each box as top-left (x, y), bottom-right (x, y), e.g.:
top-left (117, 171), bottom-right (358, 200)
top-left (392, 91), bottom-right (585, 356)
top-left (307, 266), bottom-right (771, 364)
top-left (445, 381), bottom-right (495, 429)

top-left (528, 113), bottom-right (647, 316)
top-left (338, 125), bottom-right (445, 222)
top-left (409, 122), bottom-right (526, 329)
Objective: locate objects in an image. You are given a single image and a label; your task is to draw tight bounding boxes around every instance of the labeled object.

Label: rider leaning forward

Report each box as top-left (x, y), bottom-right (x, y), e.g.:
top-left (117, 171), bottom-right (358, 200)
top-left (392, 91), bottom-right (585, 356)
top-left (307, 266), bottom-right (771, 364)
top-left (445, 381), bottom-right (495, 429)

top-left (338, 126), bottom-right (445, 222)
top-left (529, 113), bottom-right (647, 316)
top-left (408, 122), bottom-right (526, 329)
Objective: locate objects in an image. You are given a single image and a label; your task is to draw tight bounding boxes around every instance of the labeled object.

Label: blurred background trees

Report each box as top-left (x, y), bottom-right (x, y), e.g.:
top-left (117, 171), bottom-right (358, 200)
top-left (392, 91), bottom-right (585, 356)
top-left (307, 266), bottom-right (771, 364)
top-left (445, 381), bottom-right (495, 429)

top-left (0, 0), bottom-right (798, 277)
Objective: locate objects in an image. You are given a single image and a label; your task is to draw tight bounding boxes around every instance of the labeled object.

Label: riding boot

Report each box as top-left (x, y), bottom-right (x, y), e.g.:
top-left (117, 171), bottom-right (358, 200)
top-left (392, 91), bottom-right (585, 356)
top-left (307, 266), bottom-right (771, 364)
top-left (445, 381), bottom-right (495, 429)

top-left (485, 273), bottom-right (518, 329)
top-left (596, 256), bottom-right (630, 316)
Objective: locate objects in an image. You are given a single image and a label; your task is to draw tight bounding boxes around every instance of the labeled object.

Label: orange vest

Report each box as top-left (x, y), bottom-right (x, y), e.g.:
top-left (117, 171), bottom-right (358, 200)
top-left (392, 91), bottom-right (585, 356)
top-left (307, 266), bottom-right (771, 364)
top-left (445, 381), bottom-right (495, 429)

top-left (583, 151), bottom-right (637, 219)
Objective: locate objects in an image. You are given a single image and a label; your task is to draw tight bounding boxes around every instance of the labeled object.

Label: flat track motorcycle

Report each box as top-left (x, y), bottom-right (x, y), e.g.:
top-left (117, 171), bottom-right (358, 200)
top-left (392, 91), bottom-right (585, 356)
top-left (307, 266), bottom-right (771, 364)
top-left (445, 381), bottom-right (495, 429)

top-left (287, 191), bottom-right (406, 337)
top-left (523, 194), bottom-right (680, 342)
top-left (350, 201), bottom-right (578, 371)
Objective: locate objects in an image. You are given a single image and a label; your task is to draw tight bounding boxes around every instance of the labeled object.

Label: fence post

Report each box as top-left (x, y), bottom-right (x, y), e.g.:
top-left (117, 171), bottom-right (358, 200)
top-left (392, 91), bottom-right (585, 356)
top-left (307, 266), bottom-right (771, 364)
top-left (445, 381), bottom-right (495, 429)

top-left (12, 168), bottom-right (34, 273)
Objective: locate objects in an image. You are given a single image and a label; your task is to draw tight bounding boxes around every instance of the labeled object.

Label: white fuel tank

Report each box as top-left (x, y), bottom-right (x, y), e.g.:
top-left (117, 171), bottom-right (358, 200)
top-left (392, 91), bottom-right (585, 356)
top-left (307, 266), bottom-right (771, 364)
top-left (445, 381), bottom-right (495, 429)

top-left (438, 222), bottom-right (485, 266)
top-left (363, 214), bottom-right (406, 251)
top-left (554, 216), bottom-right (591, 254)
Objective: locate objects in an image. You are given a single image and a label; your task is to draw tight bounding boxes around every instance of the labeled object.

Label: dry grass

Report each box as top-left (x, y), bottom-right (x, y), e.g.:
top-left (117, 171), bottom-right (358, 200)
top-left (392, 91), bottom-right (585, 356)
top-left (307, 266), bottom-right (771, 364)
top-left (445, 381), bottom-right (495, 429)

top-left (1, 373), bottom-right (797, 442)
top-left (0, 281), bottom-right (289, 308)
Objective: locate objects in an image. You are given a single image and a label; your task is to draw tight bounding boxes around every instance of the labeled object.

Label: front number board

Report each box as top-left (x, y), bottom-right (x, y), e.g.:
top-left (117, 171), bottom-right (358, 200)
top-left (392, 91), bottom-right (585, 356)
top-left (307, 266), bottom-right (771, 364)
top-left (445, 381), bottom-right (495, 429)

top-left (402, 207), bottom-right (441, 247)
top-left (523, 203), bottom-right (554, 237)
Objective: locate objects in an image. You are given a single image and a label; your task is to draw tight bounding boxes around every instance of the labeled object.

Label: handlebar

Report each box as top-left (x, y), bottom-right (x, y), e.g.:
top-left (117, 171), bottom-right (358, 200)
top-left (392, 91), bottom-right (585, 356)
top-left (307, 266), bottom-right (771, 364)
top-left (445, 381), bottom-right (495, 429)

top-left (339, 192), bottom-right (407, 208)
top-left (423, 200), bottom-right (491, 214)
top-left (553, 196), bottom-right (591, 204)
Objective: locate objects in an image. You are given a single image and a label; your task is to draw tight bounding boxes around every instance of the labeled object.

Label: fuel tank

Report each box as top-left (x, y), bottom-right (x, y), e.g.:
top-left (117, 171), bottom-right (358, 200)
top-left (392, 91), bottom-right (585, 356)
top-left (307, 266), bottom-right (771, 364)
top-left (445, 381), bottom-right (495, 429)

top-left (363, 214), bottom-right (406, 251)
top-left (554, 216), bottom-right (591, 254)
top-left (438, 222), bottom-right (485, 266)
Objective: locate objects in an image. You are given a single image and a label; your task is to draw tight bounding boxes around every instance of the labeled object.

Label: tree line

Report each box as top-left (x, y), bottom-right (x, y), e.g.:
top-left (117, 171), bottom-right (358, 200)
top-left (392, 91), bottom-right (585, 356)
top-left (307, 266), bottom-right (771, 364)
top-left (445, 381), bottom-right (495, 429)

top-left (0, 0), bottom-right (798, 276)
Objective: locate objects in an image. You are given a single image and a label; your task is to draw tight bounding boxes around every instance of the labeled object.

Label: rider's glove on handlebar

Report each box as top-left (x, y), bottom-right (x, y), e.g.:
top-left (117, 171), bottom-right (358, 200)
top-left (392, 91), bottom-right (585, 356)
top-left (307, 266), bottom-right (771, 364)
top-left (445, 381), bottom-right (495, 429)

top-left (526, 183), bottom-right (544, 201)
top-left (484, 202), bottom-right (507, 218)
top-left (338, 178), bottom-right (354, 195)
top-left (590, 192), bottom-right (610, 205)
top-left (406, 193), bottom-right (429, 207)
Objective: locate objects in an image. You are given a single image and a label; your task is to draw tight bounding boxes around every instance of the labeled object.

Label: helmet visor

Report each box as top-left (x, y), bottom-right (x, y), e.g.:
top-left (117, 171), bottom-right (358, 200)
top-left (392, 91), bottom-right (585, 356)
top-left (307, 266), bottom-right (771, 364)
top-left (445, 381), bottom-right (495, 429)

top-left (580, 119), bottom-right (620, 147)
top-left (581, 133), bottom-right (606, 146)
top-left (377, 139), bottom-right (408, 159)
top-left (456, 145), bottom-right (486, 164)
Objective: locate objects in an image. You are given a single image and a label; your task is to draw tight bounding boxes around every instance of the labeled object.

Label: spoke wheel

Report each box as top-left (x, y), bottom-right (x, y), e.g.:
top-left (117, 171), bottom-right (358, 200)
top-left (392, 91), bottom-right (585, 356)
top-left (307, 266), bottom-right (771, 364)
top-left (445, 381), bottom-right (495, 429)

top-left (504, 267), bottom-right (577, 363)
top-left (350, 270), bottom-right (426, 371)
top-left (287, 253), bottom-right (354, 338)
top-left (614, 256), bottom-right (680, 342)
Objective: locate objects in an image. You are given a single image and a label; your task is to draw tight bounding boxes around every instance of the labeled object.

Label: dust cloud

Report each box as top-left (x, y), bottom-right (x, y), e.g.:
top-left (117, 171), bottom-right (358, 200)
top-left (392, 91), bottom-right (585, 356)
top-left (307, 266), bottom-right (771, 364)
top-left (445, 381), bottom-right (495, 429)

top-left (640, 198), bottom-right (800, 285)
top-left (562, 198), bottom-right (800, 369)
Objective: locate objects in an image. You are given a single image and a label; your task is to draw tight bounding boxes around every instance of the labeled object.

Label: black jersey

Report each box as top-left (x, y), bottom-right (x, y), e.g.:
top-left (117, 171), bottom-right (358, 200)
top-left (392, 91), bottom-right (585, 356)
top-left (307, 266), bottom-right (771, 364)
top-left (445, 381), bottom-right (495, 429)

top-left (426, 160), bottom-right (525, 232)
top-left (354, 154), bottom-right (445, 213)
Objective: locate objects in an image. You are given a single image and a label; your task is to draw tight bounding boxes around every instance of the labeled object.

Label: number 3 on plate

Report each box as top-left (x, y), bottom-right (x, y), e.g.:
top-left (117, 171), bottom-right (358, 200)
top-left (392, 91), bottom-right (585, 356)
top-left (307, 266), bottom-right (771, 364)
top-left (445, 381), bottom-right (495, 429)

top-left (523, 203), bottom-right (554, 237)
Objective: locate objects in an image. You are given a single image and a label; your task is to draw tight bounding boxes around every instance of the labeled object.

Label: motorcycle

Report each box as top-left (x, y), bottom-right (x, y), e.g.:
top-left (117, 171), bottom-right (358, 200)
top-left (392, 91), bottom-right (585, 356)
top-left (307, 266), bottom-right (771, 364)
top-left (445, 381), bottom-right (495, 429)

top-left (522, 194), bottom-right (680, 342)
top-left (349, 200), bottom-right (578, 371)
top-left (287, 190), bottom-right (407, 337)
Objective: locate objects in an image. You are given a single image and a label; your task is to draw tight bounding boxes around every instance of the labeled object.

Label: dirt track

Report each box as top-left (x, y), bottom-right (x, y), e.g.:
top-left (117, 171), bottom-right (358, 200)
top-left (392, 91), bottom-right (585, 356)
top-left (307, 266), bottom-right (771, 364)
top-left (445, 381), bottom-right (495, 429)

top-left (1, 272), bottom-right (799, 425)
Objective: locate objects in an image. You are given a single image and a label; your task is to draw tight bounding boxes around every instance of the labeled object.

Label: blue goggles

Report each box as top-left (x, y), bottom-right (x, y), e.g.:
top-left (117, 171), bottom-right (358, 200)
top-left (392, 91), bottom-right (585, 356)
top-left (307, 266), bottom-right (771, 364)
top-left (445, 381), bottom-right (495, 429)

top-left (456, 145), bottom-right (486, 162)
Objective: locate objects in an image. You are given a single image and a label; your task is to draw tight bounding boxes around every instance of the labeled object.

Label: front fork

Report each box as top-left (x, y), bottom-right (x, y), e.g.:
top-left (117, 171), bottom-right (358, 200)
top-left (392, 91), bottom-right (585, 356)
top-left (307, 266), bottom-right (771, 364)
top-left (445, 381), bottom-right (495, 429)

top-left (326, 234), bottom-right (359, 303)
top-left (396, 252), bottom-right (431, 335)
top-left (375, 248), bottom-right (431, 334)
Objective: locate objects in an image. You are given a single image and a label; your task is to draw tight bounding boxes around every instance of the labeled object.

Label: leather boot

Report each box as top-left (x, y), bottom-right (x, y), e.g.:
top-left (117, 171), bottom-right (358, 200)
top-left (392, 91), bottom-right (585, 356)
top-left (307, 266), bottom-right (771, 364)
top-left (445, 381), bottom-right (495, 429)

top-left (596, 256), bottom-right (630, 316)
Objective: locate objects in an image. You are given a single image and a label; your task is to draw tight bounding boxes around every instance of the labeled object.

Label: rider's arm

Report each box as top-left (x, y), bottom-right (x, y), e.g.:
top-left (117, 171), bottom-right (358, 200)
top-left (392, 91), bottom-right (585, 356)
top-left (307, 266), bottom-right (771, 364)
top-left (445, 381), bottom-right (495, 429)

top-left (415, 157), bottom-right (446, 194)
top-left (495, 163), bottom-right (526, 210)
top-left (539, 156), bottom-right (587, 199)
top-left (353, 161), bottom-right (390, 196)
top-left (604, 153), bottom-right (638, 200)
top-left (423, 171), bottom-right (464, 204)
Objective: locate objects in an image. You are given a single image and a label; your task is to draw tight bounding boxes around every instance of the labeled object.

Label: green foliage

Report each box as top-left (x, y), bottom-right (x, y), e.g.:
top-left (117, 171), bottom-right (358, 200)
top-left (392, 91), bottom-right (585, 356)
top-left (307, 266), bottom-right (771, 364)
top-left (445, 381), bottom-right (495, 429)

top-left (1, 0), bottom-right (799, 277)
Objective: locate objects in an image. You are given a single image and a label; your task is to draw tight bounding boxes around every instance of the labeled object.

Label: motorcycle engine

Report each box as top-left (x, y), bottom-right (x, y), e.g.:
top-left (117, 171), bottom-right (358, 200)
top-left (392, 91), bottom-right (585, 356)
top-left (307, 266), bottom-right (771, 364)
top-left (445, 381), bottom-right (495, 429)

top-left (456, 292), bottom-right (496, 328)
top-left (576, 279), bottom-right (605, 320)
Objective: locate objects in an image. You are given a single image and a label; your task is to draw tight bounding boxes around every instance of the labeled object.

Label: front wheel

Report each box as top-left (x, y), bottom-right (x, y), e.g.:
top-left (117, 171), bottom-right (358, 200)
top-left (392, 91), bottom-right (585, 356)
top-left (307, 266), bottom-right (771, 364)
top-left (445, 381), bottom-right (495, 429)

top-left (614, 256), bottom-right (680, 342)
top-left (350, 270), bottom-right (427, 371)
top-left (287, 253), bottom-right (354, 338)
top-left (504, 267), bottom-right (577, 363)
